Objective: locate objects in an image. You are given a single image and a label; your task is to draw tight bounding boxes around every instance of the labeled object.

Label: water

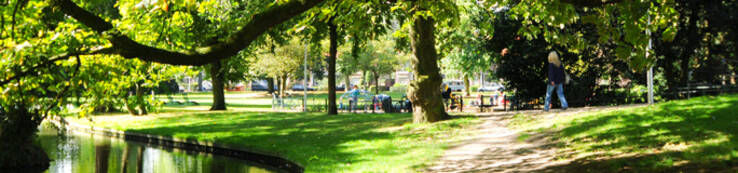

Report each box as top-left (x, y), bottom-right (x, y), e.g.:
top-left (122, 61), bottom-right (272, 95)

top-left (36, 126), bottom-right (279, 173)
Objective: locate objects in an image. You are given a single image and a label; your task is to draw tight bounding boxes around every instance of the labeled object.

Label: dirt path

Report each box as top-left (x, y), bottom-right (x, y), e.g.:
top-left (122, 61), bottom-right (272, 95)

top-left (426, 105), bottom-right (646, 173)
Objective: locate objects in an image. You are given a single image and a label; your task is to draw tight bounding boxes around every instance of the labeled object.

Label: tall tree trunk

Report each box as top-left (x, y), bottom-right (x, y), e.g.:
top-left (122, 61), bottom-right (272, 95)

top-left (361, 70), bottom-right (367, 89)
top-left (328, 18), bottom-right (338, 114)
top-left (678, 4), bottom-right (701, 87)
top-left (280, 76), bottom-right (287, 98)
top-left (210, 60), bottom-right (226, 110)
top-left (374, 71), bottom-right (380, 95)
top-left (344, 74), bottom-right (351, 91)
top-left (267, 77), bottom-right (275, 94)
top-left (135, 83), bottom-right (147, 115)
top-left (464, 74), bottom-right (471, 96)
top-left (408, 15), bottom-right (448, 123)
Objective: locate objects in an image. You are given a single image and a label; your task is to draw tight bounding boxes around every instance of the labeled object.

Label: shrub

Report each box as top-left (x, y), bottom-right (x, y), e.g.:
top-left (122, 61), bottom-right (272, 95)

top-left (390, 83), bottom-right (408, 93)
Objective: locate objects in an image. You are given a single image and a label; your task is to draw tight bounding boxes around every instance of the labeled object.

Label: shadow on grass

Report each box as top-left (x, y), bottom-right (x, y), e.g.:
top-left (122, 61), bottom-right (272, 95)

top-left (537, 95), bottom-right (738, 172)
top-left (122, 111), bottom-right (415, 172)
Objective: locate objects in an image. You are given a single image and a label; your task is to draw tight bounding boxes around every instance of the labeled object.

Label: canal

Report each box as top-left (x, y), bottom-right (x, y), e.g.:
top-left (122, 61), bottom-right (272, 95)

top-left (36, 124), bottom-right (281, 173)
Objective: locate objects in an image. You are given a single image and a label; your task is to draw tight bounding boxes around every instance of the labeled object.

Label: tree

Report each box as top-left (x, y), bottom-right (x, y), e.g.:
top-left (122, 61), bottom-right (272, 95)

top-left (357, 40), bottom-right (399, 94)
top-left (253, 40), bottom-right (304, 99)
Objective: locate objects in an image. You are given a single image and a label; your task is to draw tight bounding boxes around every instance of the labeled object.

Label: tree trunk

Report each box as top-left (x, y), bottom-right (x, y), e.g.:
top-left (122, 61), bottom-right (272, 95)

top-left (210, 60), bottom-right (226, 110)
top-left (328, 18), bottom-right (338, 114)
top-left (408, 15), bottom-right (448, 123)
top-left (135, 83), bottom-right (148, 115)
top-left (374, 71), bottom-right (380, 95)
top-left (464, 74), bottom-right (471, 96)
top-left (267, 77), bottom-right (275, 94)
top-left (123, 93), bottom-right (138, 115)
top-left (361, 70), bottom-right (367, 89)
top-left (279, 76), bottom-right (287, 98)
top-left (344, 74), bottom-right (351, 91)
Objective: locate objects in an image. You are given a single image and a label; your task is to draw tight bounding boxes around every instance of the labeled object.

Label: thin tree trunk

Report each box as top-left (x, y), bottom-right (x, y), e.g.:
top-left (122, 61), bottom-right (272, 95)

top-left (210, 60), bottom-right (226, 110)
top-left (374, 71), bottom-right (380, 95)
top-left (344, 74), bottom-right (351, 91)
top-left (267, 77), bottom-right (275, 94)
top-left (135, 83), bottom-right (147, 115)
top-left (464, 74), bottom-right (471, 96)
top-left (408, 15), bottom-right (448, 123)
top-left (123, 95), bottom-right (138, 116)
top-left (328, 18), bottom-right (338, 114)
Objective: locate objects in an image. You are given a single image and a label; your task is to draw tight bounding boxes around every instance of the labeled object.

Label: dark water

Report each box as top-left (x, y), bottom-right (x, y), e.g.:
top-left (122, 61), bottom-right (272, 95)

top-left (36, 125), bottom-right (278, 173)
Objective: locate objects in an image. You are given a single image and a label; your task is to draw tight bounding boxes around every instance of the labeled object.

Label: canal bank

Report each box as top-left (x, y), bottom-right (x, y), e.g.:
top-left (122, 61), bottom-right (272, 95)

top-left (47, 116), bottom-right (303, 173)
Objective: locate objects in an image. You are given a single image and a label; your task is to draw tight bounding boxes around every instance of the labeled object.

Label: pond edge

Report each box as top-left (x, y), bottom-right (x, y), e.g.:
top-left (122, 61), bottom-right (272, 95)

top-left (46, 116), bottom-right (304, 173)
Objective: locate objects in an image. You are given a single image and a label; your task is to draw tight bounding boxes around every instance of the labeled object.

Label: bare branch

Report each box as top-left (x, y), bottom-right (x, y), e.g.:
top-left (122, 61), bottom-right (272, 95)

top-left (52, 0), bottom-right (324, 66)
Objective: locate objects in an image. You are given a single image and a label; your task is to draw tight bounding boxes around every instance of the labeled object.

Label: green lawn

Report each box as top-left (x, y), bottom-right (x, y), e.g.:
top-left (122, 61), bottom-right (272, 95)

top-left (68, 111), bottom-right (480, 172)
top-left (511, 94), bottom-right (738, 172)
top-left (157, 91), bottom-right (407, 111)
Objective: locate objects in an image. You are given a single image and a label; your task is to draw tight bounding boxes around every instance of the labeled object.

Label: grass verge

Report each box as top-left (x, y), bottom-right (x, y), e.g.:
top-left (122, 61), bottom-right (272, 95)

top-left (510, 94), bottom-right (738, 172)
top-left (68, 111), bottom-right (479, 172)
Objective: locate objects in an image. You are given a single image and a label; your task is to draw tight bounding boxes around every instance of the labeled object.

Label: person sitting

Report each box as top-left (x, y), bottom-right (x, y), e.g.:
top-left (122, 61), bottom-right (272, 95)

top-left (449, 94), bottom-right (459, 111)
top-left (340, 85), bottom-right (366, 113)
top-left (441, 84), bottom-right (452, 110)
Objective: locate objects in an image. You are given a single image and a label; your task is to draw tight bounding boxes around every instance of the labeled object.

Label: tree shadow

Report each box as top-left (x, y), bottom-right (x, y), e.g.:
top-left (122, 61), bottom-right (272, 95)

top-left (536, 95), bottom-right (738, 172)
top-left (119, 111), bottom-right (415, 172)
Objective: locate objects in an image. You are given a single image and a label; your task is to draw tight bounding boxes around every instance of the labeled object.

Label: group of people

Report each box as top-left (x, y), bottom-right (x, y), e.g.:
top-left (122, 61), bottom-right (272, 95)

top-left (344, 50), bottom-right (570, 113)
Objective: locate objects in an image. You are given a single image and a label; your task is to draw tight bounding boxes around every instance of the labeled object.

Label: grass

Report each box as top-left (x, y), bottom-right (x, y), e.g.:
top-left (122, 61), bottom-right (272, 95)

top-left (510, 94), bottom-right (738, 172)
top-left (156, 91), bottom-right (407, 111)
top-left (68, 111), bottom-right (480, 172)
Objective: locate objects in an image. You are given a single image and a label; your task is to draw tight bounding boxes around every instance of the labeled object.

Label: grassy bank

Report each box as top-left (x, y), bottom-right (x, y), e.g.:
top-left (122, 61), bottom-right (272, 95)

top-left (68, 111), bottom-right (479, 172)
top-left (511, 94), bottom-right (738, 172)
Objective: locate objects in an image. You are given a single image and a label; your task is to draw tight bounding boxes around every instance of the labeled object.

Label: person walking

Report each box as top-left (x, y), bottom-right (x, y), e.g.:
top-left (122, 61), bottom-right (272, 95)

top-left (544, 51), bottom-right (568, 111)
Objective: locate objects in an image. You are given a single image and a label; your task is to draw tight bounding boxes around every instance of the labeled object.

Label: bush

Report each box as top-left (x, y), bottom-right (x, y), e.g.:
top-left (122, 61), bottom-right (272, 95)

top-left (390, 83), bottom-right (408, 93)
top-left (470, 85), bottom-right (480, 92)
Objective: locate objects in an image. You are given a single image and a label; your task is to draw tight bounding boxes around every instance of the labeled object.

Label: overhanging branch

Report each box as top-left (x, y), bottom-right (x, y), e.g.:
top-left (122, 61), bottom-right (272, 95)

top-left (52, 0), bottom-right (324, 66)
top-left (0, 47), bottom-right (114, 86)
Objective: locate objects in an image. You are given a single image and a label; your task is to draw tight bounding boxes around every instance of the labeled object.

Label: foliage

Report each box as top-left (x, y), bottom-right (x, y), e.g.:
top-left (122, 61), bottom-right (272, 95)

top-left (390, 83), bottom-right (409, 93)
top-left (479, 0), bottom-right (679, 71)
top-left (511, 94), bottom-right (738, 172)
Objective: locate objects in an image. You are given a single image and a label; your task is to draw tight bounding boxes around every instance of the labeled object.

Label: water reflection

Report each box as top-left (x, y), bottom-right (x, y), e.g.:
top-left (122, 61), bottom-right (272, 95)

top-left (36, 126), bottom-right (277, 173)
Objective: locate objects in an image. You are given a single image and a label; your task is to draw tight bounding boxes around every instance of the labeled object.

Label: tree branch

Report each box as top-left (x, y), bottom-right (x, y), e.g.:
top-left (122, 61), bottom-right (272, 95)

top-left (52, 0), bottom-right (324, 66)
top-left (0, 47), bottom-right (114, 86)
top-left (559, 0), bottom-right (624, 7)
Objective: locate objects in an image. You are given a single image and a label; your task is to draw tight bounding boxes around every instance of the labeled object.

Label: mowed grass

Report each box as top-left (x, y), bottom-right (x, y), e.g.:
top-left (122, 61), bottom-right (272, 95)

top-left (511, 94), bottom-right (738, 172)
top-left (157, 91), bottom-right (406, 111)
top-left (68, 111), bottom-right (480, 172)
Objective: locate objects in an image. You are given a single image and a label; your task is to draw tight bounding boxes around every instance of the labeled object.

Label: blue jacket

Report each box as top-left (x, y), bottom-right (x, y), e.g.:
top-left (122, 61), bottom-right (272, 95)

top-left (548, 63), bottom-right (565, 84)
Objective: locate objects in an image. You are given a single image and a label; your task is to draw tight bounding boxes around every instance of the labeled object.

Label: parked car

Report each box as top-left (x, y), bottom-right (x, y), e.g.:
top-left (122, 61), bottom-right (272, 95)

top-left (291, 84), bottom-right (316, 91)
top-left (336, 84), bottom-right (346, 91)
top-left (444, 80), bottom-right (465, 92)
top-left (477, 84), bottom-right (504, 92)
top-left (251, 80), bottom-right (277, 91)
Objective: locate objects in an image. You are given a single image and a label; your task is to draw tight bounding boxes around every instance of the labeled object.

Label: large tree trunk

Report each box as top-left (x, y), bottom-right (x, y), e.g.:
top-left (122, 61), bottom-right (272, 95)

top-left (408, 15), bottom-right (449, 123)
top-left (464, 74), bottom-right (471, 96)
top-left (328, 18), bottom-right (338, 114)
top-left (135, 83), bottom-right (148, 115)
top-left (210, 60), bottom-right (226, 110)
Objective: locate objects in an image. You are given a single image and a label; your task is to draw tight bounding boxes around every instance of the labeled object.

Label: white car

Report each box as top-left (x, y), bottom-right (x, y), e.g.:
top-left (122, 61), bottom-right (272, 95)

top-left (444, 80), bottom-right (465, 92)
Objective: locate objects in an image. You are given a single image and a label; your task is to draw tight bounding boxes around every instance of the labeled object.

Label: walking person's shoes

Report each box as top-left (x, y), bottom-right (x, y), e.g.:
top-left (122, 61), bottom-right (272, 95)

top-left (562, 107), bottom-right (568, 111)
